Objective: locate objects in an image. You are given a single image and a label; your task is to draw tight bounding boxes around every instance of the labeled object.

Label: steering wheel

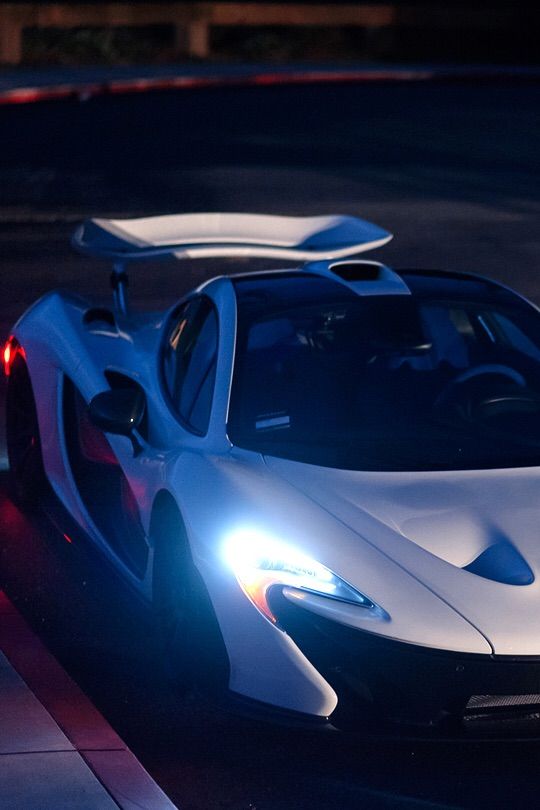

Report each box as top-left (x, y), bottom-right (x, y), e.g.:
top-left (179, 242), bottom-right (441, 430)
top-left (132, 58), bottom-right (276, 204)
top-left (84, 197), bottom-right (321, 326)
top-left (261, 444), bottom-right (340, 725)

top-left (474, 392), bottom-right (540, 420)
top-left (434, 363), bottom-right (528, 420)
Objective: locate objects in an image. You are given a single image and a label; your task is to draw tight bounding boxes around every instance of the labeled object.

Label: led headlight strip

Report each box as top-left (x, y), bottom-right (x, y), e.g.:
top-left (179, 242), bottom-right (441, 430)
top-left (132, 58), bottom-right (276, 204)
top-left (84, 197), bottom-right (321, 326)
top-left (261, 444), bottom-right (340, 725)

top-left (223, 528), bottom-right (373, 623)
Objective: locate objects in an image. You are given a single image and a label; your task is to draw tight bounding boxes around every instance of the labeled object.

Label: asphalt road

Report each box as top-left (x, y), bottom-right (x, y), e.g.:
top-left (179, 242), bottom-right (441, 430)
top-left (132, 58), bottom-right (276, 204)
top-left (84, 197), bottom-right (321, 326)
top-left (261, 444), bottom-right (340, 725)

top-left (1, 80), bottom-right (540, 809)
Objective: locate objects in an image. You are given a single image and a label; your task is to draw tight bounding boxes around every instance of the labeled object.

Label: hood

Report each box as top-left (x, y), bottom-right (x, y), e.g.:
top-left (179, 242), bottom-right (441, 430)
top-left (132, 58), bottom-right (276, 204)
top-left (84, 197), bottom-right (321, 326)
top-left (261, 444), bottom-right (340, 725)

top-left (265, 455), bottom-right (540, 655)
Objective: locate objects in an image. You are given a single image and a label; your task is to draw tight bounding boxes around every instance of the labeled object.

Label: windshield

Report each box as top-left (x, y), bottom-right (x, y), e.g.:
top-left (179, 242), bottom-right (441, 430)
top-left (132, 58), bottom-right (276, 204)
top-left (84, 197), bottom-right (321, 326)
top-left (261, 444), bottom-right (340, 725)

top-left (228, 273), bottom-right (540, 471)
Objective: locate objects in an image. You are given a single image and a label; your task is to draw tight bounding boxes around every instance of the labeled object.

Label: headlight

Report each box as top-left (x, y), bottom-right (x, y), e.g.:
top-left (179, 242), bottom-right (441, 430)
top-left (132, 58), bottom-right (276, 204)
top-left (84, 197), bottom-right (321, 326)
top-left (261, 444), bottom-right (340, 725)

top-left (223, 528), bottom-right (373, 623)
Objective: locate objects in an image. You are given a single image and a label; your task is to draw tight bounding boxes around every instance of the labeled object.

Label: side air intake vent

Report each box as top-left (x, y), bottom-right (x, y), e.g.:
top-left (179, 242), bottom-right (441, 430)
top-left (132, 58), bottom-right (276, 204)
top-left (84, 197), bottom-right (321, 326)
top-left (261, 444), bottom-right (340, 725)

top-left (83, 307), bottom-right (116, 330)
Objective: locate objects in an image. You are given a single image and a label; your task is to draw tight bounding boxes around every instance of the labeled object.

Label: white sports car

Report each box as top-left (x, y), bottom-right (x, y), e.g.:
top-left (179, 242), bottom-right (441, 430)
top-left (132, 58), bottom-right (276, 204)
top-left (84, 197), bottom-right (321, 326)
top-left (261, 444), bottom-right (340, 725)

top-left (6, 212), bottom-right (540, 734)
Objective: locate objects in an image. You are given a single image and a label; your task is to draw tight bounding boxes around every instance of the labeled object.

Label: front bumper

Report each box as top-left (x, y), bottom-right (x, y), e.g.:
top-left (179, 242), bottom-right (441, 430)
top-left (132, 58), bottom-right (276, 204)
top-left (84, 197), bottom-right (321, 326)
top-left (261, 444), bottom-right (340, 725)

top-left (271, 590), bottom-right (540, 735)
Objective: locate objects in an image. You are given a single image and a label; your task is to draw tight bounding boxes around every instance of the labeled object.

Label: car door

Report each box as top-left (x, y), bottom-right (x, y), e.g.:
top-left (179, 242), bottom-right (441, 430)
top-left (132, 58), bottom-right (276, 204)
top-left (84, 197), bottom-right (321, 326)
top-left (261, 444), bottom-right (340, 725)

top-left (62, 372), bottom-right (149, 578)
top-left (62, 296), bottom-right (218, 577)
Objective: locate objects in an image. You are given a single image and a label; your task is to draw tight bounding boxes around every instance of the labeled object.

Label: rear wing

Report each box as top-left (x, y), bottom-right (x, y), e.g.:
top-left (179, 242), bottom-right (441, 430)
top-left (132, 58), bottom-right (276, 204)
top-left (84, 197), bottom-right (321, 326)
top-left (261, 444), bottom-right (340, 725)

top-left (72, 212), bottom-right (392, 314)
top-left (72, 212), bottom-right (392, 262)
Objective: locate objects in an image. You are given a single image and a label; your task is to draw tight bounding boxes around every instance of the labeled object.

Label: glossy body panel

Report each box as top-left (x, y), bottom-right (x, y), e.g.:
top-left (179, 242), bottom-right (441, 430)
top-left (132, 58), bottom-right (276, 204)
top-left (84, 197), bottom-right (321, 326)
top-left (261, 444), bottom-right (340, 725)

top-left (10, 250), bottom-right (540, 725)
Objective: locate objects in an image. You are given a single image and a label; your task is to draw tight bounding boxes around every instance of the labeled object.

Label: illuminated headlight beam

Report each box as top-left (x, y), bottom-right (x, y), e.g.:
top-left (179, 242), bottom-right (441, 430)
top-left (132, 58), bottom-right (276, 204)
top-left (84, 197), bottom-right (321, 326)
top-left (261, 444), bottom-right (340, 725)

top-left (223, 528), bottom-right (373, 623)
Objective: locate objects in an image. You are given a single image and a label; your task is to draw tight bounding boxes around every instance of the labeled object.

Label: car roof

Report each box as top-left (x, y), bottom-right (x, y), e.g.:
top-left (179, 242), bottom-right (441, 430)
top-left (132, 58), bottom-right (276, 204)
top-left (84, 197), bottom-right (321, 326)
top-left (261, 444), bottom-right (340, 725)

top-left (230, 265), bottom-right (526, 311)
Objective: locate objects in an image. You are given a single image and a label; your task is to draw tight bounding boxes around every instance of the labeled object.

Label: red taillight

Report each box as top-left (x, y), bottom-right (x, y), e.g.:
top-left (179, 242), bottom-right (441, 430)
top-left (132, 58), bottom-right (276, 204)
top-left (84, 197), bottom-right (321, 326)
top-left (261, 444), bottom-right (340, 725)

top-left (3, 337), bottom-right (25, 377)
top-left (3, 340), bottom-right (12, 375)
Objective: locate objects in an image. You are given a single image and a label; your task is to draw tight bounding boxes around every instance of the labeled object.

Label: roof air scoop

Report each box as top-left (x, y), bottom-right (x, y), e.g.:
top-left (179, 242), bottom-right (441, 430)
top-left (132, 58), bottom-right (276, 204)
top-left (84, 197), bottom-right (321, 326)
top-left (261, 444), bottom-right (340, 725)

top-left (330, 261), bottom-right (383, 282)
top-left (303, 259), bottom-right (411, 296)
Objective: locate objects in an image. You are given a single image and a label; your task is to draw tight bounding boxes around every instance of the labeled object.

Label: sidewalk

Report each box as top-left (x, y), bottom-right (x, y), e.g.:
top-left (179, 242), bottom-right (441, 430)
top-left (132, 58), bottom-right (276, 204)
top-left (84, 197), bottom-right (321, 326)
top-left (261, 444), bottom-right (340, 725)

top-left (0, 590), bottom-right (177, 810)
top-left (1, 61), bottom-right (539, 104)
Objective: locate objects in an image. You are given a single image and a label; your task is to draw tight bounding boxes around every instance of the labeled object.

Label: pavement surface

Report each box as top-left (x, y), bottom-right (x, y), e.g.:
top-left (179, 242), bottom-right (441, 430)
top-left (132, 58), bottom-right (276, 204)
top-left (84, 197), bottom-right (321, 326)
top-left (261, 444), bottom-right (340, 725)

top-left (0, 588), bottom-right (177, 809)
top-left (0, 74), bottom-right (540, 809)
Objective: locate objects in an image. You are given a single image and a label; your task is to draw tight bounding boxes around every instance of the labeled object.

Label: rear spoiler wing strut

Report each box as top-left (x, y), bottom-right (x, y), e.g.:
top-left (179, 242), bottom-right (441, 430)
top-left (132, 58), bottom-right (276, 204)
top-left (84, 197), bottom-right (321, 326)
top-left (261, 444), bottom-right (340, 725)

top-left (72, 212), bottom-right (392, 314)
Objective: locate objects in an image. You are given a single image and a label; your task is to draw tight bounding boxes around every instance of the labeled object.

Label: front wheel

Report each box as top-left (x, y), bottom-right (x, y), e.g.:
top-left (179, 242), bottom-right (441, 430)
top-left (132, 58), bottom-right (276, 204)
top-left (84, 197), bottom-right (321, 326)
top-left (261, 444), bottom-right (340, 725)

top-left (6, 356), bottom-right (47, 510)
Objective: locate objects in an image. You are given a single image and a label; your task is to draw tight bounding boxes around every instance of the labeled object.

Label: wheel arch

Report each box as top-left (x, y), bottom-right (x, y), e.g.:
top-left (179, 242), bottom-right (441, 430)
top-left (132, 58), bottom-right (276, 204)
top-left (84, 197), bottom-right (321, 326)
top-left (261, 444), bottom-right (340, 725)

top-left (149, 487), bottom-right (231, 689)
top-left (5, 350), bottom-right (48, 508)
top-left (149, 489), bottom-right (190, 596)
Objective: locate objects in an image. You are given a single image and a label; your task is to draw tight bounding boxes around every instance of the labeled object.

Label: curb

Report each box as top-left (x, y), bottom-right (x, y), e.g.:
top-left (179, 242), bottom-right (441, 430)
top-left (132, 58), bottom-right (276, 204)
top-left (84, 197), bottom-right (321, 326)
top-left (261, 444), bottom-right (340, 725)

top-left (0, 590), bottom-right (178, 810)
top-left (1, 66), bottom-right (539, 105)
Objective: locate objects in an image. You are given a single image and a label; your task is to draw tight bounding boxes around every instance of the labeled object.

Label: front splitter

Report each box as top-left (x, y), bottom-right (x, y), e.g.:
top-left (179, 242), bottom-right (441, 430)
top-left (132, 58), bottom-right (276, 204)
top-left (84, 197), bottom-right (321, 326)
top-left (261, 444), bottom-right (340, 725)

top-left (271, 590), bottom-right (540, 738)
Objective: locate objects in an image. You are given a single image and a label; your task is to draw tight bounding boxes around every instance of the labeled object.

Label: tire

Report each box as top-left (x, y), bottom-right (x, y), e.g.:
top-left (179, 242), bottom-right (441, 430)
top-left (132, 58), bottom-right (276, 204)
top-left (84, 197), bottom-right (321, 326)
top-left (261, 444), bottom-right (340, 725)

top-left (151, 499), bottom-right (230, 696)
top-left (5, 356), bottom-right (47, 510)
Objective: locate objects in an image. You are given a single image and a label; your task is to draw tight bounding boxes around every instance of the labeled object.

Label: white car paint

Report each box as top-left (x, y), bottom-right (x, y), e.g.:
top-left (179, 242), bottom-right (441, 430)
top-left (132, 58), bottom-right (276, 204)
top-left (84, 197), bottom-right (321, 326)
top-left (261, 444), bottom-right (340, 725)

top-left (9, 212), bottom-right (540, 726)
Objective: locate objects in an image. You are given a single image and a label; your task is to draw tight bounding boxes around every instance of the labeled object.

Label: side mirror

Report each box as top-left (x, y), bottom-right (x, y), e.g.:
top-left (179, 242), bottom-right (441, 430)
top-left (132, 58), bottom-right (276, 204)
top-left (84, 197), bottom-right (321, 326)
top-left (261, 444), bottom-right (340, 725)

top-left (88, 388), bottom-right (145, 453)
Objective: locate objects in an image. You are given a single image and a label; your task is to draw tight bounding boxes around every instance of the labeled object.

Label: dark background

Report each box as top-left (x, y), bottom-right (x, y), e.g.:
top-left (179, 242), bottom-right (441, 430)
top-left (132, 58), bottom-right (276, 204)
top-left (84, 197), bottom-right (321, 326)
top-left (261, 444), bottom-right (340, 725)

top-left (1, 0), bottom-right (540, 805)
top-left (1, 78), bottom-right (540, 808)
top-left (3, 0), bottom-right (539, 65)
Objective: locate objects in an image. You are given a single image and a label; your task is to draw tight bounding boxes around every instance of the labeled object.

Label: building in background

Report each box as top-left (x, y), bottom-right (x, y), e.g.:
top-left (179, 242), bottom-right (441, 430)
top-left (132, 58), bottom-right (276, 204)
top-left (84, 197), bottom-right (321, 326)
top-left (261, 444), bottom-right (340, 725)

top-left (0, 1), bottom-right (537, 66)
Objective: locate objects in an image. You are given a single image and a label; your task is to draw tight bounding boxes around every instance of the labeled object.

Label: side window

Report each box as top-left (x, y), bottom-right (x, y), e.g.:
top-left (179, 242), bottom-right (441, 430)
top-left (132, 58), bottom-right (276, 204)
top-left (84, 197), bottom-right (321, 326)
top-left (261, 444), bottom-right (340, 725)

top-left (162, 298), bottom-right (218, 434)
top-left (491, 312), bottom-right (540, 361)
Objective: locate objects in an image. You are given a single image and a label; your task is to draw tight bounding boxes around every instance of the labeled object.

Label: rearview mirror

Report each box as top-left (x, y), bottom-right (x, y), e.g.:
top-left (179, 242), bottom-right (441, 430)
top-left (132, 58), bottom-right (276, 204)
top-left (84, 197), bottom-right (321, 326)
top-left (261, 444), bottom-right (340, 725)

top-left (88, 388), bottom-right (145, 439)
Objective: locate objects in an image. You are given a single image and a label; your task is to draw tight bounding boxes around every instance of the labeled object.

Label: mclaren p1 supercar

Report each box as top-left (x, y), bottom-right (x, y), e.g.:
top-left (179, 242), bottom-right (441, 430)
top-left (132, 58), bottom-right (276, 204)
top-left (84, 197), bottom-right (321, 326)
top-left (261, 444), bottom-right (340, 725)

top-left (6, 212), bottom-right (540, 734)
